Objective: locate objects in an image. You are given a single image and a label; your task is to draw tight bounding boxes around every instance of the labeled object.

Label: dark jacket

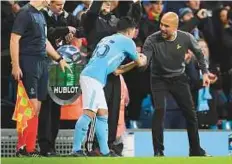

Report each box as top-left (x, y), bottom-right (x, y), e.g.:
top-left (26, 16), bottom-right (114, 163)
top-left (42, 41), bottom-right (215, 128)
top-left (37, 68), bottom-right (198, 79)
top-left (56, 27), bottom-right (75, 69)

top-left (179, 16), bottom-right (201, 33)
top-left (81, 1), bottom-right (142, 54)
top-left (221, 26), bottom-right (232, 72)
top-left (2, 2), bottom-right (17, 50)
top-left (138, 15), bottom-right (161, 43)
top-left (42, 9), bottom-right (82, 49)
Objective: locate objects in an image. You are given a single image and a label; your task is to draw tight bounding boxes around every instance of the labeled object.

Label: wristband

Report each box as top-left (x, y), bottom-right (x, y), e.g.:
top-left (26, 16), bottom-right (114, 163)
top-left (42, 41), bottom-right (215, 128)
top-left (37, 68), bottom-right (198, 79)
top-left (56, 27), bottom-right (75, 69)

top-left (56, 56), bottom-right (63, 63)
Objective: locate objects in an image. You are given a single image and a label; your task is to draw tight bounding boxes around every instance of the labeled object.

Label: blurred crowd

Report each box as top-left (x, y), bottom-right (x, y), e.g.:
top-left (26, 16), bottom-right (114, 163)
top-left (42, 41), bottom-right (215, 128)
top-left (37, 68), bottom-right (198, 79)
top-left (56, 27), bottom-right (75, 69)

top-left (1, 0), bottom-right (232, 131)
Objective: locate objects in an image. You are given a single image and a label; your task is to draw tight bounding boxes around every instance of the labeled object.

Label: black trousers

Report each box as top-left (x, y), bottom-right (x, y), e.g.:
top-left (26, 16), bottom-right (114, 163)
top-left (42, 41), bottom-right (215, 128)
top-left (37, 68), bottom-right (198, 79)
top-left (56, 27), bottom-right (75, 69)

top-left (86, 74), bottom-right (121, 151)
top-left (124, 69), bottom-right (150, 120)
top-left (38, 96), bottom-right (61, 153)
top-left (104, 74), bottom-right (121, 146)
top-left (151, 74), bottom-right (201, 155)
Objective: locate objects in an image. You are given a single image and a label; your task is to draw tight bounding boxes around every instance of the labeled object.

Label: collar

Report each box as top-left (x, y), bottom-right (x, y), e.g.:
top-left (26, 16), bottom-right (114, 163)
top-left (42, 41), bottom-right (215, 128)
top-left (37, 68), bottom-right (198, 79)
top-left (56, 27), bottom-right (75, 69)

top-left (44, 7), bottom-right (69, 18)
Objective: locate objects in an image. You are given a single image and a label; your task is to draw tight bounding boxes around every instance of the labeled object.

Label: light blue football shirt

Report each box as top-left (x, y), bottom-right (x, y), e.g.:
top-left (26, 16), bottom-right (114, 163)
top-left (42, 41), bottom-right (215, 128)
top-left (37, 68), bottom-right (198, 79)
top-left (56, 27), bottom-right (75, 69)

top-left (81, 33), bottom-right (138, 86)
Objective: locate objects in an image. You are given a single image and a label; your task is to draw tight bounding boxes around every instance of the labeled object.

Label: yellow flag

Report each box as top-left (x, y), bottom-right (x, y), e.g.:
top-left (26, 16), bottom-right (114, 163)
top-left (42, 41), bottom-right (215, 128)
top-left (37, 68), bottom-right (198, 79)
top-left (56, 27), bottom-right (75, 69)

top-left (12, 81), bottom-right (35, 133)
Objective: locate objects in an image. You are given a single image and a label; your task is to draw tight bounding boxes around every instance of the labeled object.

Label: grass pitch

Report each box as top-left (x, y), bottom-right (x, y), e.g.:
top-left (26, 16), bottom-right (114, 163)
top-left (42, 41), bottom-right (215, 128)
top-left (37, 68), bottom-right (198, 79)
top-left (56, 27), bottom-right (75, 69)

top-left (1, 157), bottom-right (232, 164)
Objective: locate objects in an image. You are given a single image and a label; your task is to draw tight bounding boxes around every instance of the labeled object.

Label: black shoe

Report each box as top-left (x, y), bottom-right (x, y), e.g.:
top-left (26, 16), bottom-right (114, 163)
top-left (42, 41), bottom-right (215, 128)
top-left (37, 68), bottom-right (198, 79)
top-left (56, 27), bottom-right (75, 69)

top-left (40, 151), bottom-right (58, 157)
top-left (16, 146), bottom-right (29, 157)
top-left (189, 148), bottom-right (212, 157)
top-left (102, 150), bottom-right (119, 157)
top-left (28, 150), bottom-right (41, 157)
top-left (154, 150), bottom-right (164, 157)
top-left (110, 143), bottom-right (123, 156)
top-left (70, 150), bottom-right (87, 157)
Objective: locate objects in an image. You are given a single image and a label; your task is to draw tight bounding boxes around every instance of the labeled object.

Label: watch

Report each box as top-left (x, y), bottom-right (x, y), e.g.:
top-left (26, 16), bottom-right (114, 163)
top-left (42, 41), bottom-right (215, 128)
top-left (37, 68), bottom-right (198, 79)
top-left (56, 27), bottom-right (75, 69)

top-left (56, 56), bottom-right (63, 63)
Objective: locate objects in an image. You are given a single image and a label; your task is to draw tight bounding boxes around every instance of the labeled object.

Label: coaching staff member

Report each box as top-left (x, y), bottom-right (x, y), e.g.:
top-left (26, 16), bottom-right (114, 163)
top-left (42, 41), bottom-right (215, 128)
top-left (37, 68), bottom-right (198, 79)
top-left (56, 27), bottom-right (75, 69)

top-left (143, 12), bottom-right (213, 156)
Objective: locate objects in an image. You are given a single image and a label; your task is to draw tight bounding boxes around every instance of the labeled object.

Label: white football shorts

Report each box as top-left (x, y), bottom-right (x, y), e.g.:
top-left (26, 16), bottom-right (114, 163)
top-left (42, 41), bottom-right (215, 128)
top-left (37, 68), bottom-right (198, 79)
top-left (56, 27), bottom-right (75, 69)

top-left (80, 76), bottom-right (108, 112)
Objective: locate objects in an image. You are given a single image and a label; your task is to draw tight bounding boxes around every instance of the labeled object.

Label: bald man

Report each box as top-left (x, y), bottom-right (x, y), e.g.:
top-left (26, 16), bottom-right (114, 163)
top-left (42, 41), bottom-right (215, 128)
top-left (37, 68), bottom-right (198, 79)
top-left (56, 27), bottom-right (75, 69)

top-left (143, 12), bottom-right (211, 156)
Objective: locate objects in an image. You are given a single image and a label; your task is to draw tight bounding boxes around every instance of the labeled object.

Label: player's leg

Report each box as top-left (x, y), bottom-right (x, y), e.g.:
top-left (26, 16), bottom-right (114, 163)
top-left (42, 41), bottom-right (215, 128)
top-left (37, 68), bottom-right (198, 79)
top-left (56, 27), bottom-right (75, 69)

top-left (72, 76), bottom-right (98, 156)
top-left (96, 109), bottom-right (110, 155)
top-left (85, 115), bottom-right (97, 153)
top-left (72, 109), bottom-right (95, 154)
top-left (95, 85), bottom-right (118, 156)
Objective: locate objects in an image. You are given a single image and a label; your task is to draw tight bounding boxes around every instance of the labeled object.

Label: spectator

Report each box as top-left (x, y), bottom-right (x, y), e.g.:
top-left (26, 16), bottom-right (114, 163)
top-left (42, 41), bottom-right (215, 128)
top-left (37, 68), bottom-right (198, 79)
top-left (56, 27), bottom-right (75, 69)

top-left (72, 0), bottom-right (91, 20)
top-left (219, 8), bottom-right (232, 120)
top-left (2, 1), bottom-right (21, 51)
top-left (186, 0), bottom-right (201, 13)
top-left (42, 0), bottom-right (83, 49)
top-left (138, 0), bottom-right (163, 43)
top-left (186, 40), bottom-right (219, 129)
top-left (178, 7), bottom-right (213, 40)
top-left (164, 1), bottom-right (186, 14)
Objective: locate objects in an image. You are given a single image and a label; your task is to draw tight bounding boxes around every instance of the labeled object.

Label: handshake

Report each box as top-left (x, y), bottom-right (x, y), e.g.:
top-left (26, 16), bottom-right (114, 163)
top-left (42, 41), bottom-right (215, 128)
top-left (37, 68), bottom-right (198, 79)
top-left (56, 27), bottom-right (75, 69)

top-left (113, 53), bottom-right (147, 76)
top-left (137, 53), bottom-right (148, 67)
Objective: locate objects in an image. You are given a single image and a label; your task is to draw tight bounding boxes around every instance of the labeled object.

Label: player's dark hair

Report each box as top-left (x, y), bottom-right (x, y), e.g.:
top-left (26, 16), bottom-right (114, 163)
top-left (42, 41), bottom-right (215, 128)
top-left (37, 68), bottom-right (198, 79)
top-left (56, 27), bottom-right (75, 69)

top-left (117, 16), bottom-right (137, 32)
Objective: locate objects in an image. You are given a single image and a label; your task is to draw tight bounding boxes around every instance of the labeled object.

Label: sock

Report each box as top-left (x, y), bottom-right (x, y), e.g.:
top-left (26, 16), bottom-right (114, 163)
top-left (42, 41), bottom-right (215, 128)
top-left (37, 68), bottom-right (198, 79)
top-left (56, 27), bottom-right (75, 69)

top-left (73, 114), bottom-right (91, 152)
top-left (95, 115), bottom-right (110, 155)
top-left (17, 131), bottom-right (27, 151)
top-left (25, 116), bottom-right (38, 152)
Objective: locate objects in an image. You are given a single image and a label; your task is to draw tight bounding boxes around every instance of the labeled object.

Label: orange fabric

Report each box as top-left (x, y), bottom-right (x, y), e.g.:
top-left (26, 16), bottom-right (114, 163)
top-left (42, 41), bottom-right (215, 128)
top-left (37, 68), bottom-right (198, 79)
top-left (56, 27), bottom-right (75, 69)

top-left (17, 131), bottom-right (26, 151)
top-left (25, 116), bottom-right (38, 152)
top-left (117, 75), bottom-right (129, 138)
top-left (12, 80), bottom-right (36, 133)
top-left (60, 95), bottom-right (83, 120)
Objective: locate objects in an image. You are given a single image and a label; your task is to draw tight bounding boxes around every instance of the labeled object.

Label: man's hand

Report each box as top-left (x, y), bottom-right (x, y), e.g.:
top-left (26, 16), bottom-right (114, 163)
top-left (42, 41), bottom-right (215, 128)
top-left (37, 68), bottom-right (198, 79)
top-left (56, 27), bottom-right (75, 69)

top-left (202, 73), bottom-right (211, 87)
top-left (12, 65), bottom-right (23, 81)
top-left (59, 59), bottom-right (72, 73)
top-left (208, 72), bottom-right (218, 84)
top-left (113, 69), bottom-right (123, 76)
top-left (65, 33), bottom-right (74, 44)
top-left (139, 53), bottom-right (147, 67)
top-left (185, 49), bottom-right (193, 63)
top-left (197, 9), bottom-right (208, 19)
top-left (68, 26), bottom-right (76, 34)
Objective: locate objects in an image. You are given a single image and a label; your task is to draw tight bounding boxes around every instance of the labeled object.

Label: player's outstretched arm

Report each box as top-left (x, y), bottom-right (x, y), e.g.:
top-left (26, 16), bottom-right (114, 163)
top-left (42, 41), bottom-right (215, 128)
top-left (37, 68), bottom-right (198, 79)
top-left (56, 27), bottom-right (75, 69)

top-left (113, 61), bottom-right (137, 76)
top-left (114, 52), bottom-right (147, 76)
top-left (134, 53), bottom-right (147, 67)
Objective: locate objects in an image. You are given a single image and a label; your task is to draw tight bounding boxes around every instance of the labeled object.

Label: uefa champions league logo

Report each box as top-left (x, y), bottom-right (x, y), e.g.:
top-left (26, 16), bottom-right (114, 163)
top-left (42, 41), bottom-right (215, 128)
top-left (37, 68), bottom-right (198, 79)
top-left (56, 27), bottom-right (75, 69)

top-left (48, 45), bottom-right (86, 105)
